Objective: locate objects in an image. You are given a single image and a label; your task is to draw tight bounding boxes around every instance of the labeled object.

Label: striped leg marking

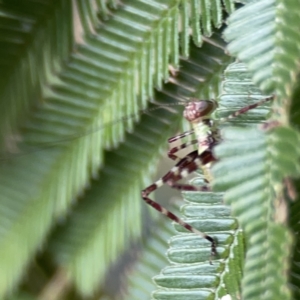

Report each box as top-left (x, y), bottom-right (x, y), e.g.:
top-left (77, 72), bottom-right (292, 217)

top-left (143, 95), bottom-right (275, 262)
top-left (219, 95), bottom-right (274, 123)
top-left (141, 150), bottom-right (217, 259)
top-left (168, 128), bottom-right (197, 161)
top-left (168, 129), bottom-right (195, 143)
top-left (168, 139), bottom-right (198, 161)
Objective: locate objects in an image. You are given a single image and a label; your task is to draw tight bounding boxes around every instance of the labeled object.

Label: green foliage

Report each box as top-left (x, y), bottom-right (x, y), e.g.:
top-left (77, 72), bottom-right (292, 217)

top-left (0, 1), bottom-right (231, 299)
top-left (213, 63), bottom-right (298, 300)
top-left (218, 1), bottom-right (300, 299)
top-left (152, 0), bottom-right (300, 299)
top-left (122, 218), bottom-right (174, 300)
top-left (153, 189), bottom-right (244, 300)
top-left (289, 78), bottom-right (300, 299)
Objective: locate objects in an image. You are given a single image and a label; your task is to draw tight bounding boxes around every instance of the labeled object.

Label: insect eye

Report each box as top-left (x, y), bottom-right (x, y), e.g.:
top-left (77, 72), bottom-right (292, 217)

top-left (183, 100), bottom-right (217, 122)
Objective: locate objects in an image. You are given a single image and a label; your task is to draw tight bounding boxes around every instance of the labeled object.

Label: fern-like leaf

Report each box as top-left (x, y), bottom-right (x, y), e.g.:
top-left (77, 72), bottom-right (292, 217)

top-left (153, 187), bottom-right (244, 300)
top-left (212, 63), bottom-right (300, 300)
top-left (46, 35), bottom-right (230, 297)
top-left (224, 0), bottom-right (275, 92)
top-left (0, 1), bottom-right (231, 297)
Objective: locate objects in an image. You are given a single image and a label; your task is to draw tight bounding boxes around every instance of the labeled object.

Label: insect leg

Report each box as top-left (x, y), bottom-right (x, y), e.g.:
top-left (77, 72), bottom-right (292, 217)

top-left (219, 95), bottom-right (274, 123)
top-left (141, 150), bottom-right (216, 258)
top-left (167, 129), bottom-right (196, 161)
top-left (168, 139), bottom-right (198, 161)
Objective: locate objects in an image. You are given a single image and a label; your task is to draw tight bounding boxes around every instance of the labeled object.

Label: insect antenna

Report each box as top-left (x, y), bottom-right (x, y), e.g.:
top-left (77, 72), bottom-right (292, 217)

top-left (0, 101), bottom-right (191, 161)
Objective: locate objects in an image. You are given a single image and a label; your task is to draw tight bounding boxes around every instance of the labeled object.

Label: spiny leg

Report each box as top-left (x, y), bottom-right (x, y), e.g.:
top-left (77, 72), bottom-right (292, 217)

top-left (141, 150), bottom-right (217, 258)
top-left (167, 182), bottom-right (210, 192)
top-left (167, 128), bottom-right (197, 161)
top-left (168, 139), bottom-right (198, 161)
top-left (219, 95), bottom-right (274, 123)
top-left (168, 129), bottom-right (195, 143)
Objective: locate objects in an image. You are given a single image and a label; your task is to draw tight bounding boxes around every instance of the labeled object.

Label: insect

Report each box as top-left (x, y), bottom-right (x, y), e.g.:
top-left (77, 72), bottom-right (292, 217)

top-left (0, 95), bottom-right (273, 262)
top-left (141, 95), bottom-right (274, 261)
